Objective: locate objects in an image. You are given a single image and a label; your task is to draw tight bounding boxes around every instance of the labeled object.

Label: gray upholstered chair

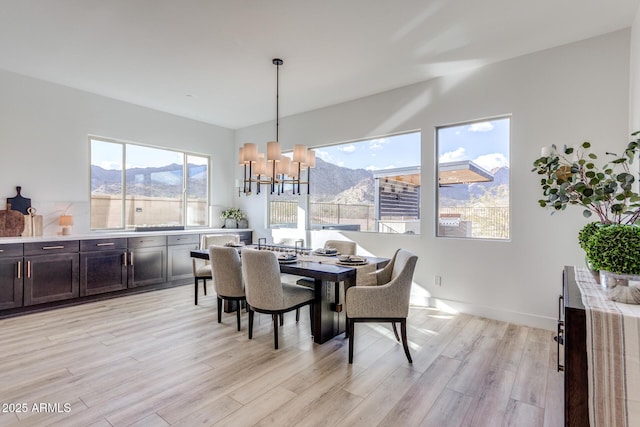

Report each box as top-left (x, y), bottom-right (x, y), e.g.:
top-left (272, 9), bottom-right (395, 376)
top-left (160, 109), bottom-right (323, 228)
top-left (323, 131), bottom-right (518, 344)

top-left (209, 245), bottom-right (246, 331)
top-left (192, 234), bottom-right (239, 304)
top-left (324, 239), bottom-right (356, 255)
top-left (345, 249), bottom-right (418, 364)
top-left (241, 248), bottom-right (315, 349)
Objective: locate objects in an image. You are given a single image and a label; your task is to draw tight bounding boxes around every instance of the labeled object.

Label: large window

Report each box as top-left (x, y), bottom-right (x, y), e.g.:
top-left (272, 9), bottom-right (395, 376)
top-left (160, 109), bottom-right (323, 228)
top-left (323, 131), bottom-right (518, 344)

top-left (90, 137), bottom-right (210, 230)
top-left (436, 117), bottom-right (510, 239)
top-left (269, 131), bottom-right (421, 234)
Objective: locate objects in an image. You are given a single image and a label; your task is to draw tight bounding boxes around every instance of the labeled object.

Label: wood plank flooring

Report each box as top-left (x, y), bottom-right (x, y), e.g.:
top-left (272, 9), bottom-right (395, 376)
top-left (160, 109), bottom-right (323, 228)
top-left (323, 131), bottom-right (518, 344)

top-left (0, 285), bottom-right (563, 426)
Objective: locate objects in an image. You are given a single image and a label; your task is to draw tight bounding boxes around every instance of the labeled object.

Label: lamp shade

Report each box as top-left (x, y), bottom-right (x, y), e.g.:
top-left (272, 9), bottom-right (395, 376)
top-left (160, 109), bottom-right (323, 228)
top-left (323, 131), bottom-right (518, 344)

top-left (293, 144), bottom-right (308, 163)
top-left (59, 215), bottom-right (73, 226)
top-left (289, 161), bottom-right (300, 178)
top-left (306, 150), bottom-right (316, 168)
top-left (254, 153), bottom-right (266, 175)
top-left (267, 141), bottom-right (281, 161)
top-left (277, 156), bottom-right (291, 175)
top-left (238, 147), bottom-right (245, 164)
top-left (243, 143), bottom-right (258, 163)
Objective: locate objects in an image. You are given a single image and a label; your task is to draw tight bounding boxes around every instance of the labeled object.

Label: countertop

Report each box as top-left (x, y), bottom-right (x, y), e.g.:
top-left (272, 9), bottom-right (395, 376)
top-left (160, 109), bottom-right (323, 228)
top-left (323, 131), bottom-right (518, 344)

top-left (0, 228), bottom-right (253, 244)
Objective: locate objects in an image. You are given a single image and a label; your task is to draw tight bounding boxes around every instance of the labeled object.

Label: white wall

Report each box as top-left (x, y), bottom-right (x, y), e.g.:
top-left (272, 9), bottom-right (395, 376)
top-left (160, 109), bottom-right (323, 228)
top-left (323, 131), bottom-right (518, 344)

top-left (0, 69), bottom-right (235, 235)
top-left (236, 30), bottom-right (631, 330)
top-left (631, 6), bottom-right (640, 132)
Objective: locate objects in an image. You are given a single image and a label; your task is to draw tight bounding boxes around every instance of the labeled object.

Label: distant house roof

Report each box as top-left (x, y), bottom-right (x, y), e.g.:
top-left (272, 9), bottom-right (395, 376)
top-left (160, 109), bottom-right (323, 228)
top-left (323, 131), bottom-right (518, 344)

top-left (438, 160), bottom-right (493, 185)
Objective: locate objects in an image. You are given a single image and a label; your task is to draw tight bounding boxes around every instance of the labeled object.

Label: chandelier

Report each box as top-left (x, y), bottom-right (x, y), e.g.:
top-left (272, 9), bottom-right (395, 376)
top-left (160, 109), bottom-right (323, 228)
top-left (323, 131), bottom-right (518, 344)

top-left (238, 58), bottom-right (315, 195)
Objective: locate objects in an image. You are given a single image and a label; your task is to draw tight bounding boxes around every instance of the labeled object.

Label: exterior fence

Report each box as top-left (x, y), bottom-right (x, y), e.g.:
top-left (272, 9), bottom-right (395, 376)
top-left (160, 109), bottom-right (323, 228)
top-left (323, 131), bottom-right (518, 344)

top-left (439, 206), bottom-right (509, 239)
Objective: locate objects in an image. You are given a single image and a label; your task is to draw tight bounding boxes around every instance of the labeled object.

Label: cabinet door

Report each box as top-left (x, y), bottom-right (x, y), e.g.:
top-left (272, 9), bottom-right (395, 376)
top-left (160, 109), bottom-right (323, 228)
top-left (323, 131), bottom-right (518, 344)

top-left (0, 256), bottom-right (23, 309)
top-left (168, 243), bottom-right (199, 282)
top-left (80, 250), bottom-right (128, 296)
top-left (24, 253), bottom-right (79, 306)
top-left (129, 246), bottom-right (167, 288)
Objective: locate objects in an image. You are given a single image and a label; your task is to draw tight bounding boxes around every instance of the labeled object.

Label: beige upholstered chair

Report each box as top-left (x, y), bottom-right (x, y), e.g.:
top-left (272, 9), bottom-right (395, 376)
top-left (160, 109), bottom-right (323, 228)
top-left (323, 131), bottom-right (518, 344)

top-left (209, 245), bottom-right (246, 331)
top-left (345, 249), bottom-right (418, 364)
top-left (241, 248), bottom-right (315, 349)
top-left (324, 239), bottom-right (356, 255)
top-left (193, 234), bottom-right (239, 304)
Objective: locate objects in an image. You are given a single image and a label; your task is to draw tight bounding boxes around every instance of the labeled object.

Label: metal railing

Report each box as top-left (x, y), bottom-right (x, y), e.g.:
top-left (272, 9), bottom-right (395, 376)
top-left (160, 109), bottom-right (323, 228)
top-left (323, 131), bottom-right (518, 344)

top-left (439, 206), bottom-right (509, 239)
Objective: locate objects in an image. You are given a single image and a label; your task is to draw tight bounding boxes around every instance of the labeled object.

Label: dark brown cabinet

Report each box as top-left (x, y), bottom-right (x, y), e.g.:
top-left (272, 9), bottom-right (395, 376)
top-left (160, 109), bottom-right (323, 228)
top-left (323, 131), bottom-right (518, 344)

top-left (23, 241), bottom-right (79, 306)
top-left (0, 244), bottom-right (24, 309)
top-left (80, 238), bottom-right (128, 296)
top-left (128, 236), bottom-right (167, 288)
top-left (167, 234), bottom-right (199, 282)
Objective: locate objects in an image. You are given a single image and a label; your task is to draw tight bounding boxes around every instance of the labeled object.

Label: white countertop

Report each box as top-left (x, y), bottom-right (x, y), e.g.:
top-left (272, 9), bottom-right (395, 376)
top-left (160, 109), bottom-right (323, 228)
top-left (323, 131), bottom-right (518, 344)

top-left (0, 228), bottom-right (253, 244)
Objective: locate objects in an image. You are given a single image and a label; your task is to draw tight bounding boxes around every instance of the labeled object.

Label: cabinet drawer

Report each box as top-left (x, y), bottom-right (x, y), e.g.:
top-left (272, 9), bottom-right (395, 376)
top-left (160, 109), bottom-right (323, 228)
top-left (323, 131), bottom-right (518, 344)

top-left (0, 243), bottom-right (23, 258)
top-left (168, 234), bottom-right (199, 246)
top-left (24, 240), bottom-right (79, 256)
top-left (128, 236), bottom-right (167, 248)
top-left (80, 238), bottom-right (127, 252)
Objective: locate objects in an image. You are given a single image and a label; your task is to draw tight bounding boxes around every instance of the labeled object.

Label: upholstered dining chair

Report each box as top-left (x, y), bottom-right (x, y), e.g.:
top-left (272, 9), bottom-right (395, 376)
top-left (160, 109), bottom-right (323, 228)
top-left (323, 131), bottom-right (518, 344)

top-left (209, 245), bottom-right (246, 331)
top-left (345, 248), bottom-right (418, 364)
top-left (193, 234), bottom-right (239, 304)
top-left (241, 248), bottom-right (315, 349)
top-left (324, 239), bottom-right (356, 255)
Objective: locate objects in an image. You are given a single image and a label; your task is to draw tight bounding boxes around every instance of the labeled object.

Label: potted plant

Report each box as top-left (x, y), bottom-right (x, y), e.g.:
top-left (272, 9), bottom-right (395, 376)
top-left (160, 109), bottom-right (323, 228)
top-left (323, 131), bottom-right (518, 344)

top-left (532, 132), bottom-right (640, 299)
top-left (220, 208), bottom-right (245, 229)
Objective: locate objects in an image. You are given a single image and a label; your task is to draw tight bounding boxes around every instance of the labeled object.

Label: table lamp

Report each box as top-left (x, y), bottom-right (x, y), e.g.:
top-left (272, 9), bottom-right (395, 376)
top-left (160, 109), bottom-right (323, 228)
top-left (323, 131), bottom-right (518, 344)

top-left (59, 214), bottom-right (74, 235)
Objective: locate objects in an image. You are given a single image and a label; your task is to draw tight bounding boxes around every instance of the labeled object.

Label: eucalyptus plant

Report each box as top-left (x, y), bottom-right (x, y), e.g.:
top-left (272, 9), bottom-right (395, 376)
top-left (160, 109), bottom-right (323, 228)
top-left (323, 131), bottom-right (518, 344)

top-left (531, 131), bottom-right (640, 224)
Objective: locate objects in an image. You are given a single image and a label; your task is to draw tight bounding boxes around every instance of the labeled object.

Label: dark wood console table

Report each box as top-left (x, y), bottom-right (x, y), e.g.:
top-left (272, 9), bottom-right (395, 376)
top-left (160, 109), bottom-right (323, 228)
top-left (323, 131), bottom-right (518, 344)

top-left (561, 266), bottom-right (589, 426)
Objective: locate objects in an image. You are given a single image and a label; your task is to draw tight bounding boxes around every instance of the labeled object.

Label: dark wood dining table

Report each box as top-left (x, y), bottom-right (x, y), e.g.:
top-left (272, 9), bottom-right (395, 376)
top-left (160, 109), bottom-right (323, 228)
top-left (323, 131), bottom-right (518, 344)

top-left (190, 248), bottom-right (389, 344)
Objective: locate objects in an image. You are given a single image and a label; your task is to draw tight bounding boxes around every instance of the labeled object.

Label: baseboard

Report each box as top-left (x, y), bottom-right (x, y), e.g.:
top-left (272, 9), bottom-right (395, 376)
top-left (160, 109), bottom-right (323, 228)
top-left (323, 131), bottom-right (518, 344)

top-left (410, 294), bottom-right (557, 331)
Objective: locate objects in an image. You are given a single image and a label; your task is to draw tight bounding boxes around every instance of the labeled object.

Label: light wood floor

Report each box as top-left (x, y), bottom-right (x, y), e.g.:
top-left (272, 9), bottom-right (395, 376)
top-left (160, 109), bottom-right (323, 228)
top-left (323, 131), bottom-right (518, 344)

top-left (0, 284), bottom-right (563, 427)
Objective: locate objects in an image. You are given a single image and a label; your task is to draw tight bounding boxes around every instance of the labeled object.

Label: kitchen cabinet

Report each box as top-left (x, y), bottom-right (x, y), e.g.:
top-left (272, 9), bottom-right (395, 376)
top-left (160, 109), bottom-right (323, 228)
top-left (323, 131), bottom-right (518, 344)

top-left (80, 238), bottom-right (128, 296)
top-left (128, 236), bottom-right (167, 288)
top-left (0, 244), bottom-right (23, 309)
top-left (167, 234), bottom-right (199, 282)
top-left (23, 241), bottom-right (79, 306)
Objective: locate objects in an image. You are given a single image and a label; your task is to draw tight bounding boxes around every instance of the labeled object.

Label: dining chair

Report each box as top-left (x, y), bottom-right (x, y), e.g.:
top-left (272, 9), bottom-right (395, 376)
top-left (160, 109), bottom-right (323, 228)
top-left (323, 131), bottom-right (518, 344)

top-left (345, 248), bottom-right (418, 364)
top-left (193, 234), bottom-right (239, 304)
top-left (324, 239), bottom-right (356, 255)
top-left (209, 245), bottom-right (246, 331)
top-left (241, 248), bottom-right (315, 349)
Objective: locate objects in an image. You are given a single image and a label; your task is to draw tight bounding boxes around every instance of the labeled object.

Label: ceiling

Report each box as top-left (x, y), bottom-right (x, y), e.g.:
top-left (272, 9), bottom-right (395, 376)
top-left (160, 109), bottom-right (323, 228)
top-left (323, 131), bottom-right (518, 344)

top-left (1, 1), bottom-right (638, 129)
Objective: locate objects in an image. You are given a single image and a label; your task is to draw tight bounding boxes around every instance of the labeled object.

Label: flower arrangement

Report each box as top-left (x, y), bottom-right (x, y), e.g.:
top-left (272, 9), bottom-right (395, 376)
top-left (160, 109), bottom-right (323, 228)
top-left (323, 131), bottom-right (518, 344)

top-left (220, 208), bottom-right (245, 221)
top-left (531, 131), bottom-right (640, 224)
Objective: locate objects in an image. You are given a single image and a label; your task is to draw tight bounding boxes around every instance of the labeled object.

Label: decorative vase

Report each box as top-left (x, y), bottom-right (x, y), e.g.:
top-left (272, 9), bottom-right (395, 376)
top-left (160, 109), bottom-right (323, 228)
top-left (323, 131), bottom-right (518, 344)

top-left (224, 218), bottom-right (237, 229)
top-left (585, 257), bottom-right (600, 284)
top-left (238, 218), bottom-right (248, 229)
top-left (599, 270), bottom-right (640, 304)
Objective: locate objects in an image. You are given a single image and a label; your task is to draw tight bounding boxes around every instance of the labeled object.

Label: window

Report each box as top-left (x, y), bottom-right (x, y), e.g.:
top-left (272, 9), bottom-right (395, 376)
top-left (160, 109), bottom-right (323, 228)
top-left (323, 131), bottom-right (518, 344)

top-left (90, 137), bottom-right (210, 230)
top-left (269, 131), bottom-right (421, 234)
top-left (436, 117), bottom-right (510, 239)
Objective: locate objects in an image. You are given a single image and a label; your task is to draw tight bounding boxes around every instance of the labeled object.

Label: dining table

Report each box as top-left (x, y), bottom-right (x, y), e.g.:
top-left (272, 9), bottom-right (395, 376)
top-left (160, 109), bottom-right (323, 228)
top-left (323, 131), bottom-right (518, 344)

top-left (190, 246), bottom-right (389, 344)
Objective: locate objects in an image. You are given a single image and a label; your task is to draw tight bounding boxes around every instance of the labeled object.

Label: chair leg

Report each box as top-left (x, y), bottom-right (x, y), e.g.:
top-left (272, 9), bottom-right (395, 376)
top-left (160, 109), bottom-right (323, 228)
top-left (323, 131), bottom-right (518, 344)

top-left (279, 313), bottom-right (284, 326)
top-left (236, 302), bottom-right (241, 331)
top-left (203, 279), bottom-right (207, 295)
top-left (273, 314), bottom-right (279, 349)
top-left (400, 319), bottom-right (412, 364)
top-left (348, 318), bottom-right (355, 364)
top-left (295, 308), bottom-right (300, 322)
top-left (309, 303), bottom-right (314, 336)
top-left (248, 308), bottom-right (254, 339)
top-left (391, 321), bottom-right (400, 342)
top-left (217, 297), bottom-right (222, 323)
top-left (194, 279), bottom-right (199, 305)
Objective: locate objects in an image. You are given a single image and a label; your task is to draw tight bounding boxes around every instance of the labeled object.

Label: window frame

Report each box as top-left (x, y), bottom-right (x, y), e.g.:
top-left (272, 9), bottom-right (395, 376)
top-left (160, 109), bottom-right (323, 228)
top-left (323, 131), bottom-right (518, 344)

top-left (435, 115), bottom-right (511, 241)
top-left (89, 135), bottom-right (211, 231)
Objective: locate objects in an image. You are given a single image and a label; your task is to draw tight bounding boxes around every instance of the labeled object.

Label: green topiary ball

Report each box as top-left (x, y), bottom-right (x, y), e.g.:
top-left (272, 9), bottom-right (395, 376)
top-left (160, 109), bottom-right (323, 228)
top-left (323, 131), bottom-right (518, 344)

top-left (585, 225), bottom-right (640, 274)
top-left (578, 222), bottom-right (600, 251)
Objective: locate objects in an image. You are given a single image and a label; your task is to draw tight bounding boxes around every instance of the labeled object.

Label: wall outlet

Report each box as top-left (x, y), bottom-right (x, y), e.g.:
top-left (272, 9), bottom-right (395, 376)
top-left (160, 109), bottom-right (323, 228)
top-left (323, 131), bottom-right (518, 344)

top-left (434, 275), bottom-right (442, 286)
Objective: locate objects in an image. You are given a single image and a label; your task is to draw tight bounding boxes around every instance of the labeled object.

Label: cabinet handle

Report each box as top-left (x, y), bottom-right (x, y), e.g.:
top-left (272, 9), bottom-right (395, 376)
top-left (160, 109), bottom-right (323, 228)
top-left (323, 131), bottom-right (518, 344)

top-left (0, 249), bottom-right (4, 252)
top-left (123, 252), bottom-right (128, 266)
top-left (129, 252), bottom-right (134, 266)
top-left (42, 245), bottom-right (65, 250)
top-left (556, 294), bottom-right (565, 372)
top-left (17, 260), bottom-right (21, 279)
top-left (27, 260), bottom-right (31, 278)
top-left (97, 242), bottom-right (115, 247)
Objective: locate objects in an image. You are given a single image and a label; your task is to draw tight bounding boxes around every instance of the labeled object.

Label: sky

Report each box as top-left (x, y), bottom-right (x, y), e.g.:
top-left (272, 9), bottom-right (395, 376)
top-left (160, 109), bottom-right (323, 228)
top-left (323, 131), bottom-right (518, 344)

top-left (313, 132), bottom-right (421, 171)
top-left (437, 117), bottom-right (510, 171)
